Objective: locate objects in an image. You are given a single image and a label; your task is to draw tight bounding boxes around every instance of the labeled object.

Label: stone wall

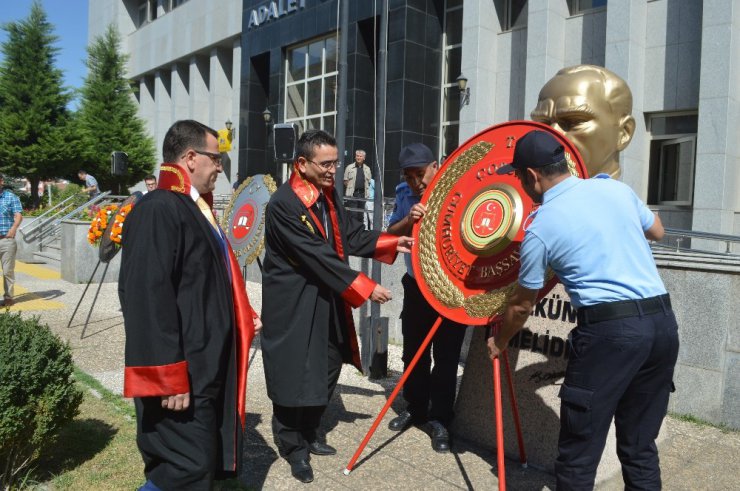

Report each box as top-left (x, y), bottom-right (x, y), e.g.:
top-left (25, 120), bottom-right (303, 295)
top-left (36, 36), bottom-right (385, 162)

top-left (453, 250), bottom-right (739, 483)
top-left (61, 220), bottom-right (121, 284)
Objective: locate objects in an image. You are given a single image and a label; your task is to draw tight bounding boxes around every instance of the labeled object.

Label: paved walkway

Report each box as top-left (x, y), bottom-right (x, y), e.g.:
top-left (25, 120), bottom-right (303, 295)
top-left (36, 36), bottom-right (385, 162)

top-left (9, 260), bottom-right (740, 490)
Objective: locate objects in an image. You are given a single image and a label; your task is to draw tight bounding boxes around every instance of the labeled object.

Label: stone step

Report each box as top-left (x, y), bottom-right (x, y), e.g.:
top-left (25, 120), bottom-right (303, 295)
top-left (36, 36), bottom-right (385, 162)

top-left (33, 250), bottom-right (61, 265)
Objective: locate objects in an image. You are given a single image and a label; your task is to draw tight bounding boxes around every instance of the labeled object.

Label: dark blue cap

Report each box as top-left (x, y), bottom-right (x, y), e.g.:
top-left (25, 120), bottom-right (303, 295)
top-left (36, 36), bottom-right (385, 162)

top-left (398, 143), bottom-right (435, 169)
top-left (496, 130), bottom-right (565, 174)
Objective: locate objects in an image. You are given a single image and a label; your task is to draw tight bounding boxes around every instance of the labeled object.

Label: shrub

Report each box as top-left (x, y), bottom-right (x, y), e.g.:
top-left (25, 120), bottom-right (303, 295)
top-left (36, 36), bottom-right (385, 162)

top-left (0, 313), bottom-right (83, 489)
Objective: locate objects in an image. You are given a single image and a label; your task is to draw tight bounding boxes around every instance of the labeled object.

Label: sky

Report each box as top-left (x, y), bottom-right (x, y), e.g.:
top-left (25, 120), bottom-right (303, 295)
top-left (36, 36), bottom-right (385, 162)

top-left (0, 0), bottom-right (89, 107)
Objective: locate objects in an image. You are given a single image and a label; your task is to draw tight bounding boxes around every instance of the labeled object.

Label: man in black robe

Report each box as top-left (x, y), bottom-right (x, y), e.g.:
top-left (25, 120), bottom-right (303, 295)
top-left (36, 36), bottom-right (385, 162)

top-left (120, 120), bottom-right (260, 490)
top-left (262, 130), bottom-right (412, 483)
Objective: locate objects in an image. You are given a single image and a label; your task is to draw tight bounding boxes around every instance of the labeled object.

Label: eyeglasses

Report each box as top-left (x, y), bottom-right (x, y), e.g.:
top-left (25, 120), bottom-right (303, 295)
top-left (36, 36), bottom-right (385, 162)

top-left (307, 159), bottom-right (339, 170)
top-left (192, 149), bottom-right (223, 166)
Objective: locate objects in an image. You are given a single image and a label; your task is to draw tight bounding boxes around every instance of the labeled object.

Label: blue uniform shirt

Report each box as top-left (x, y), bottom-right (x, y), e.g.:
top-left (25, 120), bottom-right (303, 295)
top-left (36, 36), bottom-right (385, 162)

top-left (388, 182), bottom-right (418, 277)
top-left (518, 175), bottom-right (666, 307)
top-left (0, 190), bottom-right (22, 235)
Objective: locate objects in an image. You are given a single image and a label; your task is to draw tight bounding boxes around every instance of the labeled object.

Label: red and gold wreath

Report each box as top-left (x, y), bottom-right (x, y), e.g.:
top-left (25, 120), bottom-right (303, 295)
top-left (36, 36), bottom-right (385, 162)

top-left (87, 204), bottom-right (119, 247)
top-left (109, 203), bottom-right (133, 246)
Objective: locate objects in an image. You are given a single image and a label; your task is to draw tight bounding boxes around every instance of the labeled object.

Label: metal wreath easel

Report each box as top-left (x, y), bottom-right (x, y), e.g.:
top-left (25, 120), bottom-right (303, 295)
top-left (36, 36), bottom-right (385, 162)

top-left (343, 317), bottom-right (528, 490)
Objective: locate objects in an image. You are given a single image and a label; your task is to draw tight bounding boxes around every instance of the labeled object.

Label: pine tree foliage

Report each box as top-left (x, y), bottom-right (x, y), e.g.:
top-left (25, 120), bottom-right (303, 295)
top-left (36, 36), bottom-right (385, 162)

top-left (0, 0), bottom-right (73, 208)
top-left (76, 24), bottom-right (156, 192)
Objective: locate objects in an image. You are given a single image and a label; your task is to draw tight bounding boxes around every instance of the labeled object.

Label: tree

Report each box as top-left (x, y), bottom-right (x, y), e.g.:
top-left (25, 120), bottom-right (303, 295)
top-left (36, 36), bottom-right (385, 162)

top-left (0, 0), bottom-right (74, 208)
top-left (76, 25), bottom-right (156, 193)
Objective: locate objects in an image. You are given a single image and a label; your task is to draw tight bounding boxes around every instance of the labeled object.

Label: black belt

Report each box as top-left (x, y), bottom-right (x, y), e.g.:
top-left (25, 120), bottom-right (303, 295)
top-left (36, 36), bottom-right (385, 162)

top-left (576, 294), bottom-right (671, 324)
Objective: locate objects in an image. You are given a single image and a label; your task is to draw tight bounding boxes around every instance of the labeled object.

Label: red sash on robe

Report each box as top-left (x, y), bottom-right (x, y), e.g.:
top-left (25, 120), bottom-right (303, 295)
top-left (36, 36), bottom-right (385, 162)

top-left (288, 168), bottom-right (388, 371)
top-left (157, 163), bottom-right (256, 429)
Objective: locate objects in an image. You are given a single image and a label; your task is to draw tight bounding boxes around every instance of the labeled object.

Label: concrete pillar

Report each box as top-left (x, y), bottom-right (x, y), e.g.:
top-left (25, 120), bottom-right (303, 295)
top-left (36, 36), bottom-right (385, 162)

top-left (171, 63), bottom-right (189, 122)
top-left (209, 47), bottom-right (232, 131)
top-left (459, 0), bottom-right (500, 141)
top-left (604, 0), bottom-right (648, 195)
top-left (230, 38), bottom-right (241, 183)
top-left (154, 70), bottom-right (172, 155)
top-left (138, 77), bottom-right (156, 142)
top-left (189, 55), bottom-right (209, 123)
top-left (523, 0), bottom-right (568, 114)
top-left (210, 47), bottom-right (233, 193)
top-left (692, 0), bottom-right (740, 239)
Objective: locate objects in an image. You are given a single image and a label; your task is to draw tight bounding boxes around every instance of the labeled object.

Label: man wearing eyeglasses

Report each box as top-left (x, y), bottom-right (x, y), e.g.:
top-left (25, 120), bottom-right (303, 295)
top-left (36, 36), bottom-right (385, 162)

top-left (262, 129), bottom-right (412, 483)
top-left (119, 120), bottom-right (261, 490)
top-left (143, 174), bottom-right (157, 193)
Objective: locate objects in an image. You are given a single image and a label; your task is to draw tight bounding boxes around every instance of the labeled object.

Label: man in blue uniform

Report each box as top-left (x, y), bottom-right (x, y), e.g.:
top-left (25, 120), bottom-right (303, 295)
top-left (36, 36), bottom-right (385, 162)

top-left (488, 130), bottom-right (679, 490)
top-left (387, 143), bottom-right (468, 453)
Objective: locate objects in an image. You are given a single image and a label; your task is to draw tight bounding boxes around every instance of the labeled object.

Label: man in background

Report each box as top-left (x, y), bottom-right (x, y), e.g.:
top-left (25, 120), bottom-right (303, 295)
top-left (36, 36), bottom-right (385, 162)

top-left (143, 174), bottom-right (157, 193)
top-left (0, 174), bottom-right (22, 307)
top-left (343, 149), bottom-right (372, 224)
top-left (78, 169), bottom-right (100, 199)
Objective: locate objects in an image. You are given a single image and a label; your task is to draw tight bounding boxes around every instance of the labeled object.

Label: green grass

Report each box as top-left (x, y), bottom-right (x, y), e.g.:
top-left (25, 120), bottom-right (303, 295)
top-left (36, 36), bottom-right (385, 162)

top-left (29, 369), bottom-right (142, 490)
top-left (25, 368), bottom-right (252, 490)
top-left (668, 411), bottom-right (736, 433)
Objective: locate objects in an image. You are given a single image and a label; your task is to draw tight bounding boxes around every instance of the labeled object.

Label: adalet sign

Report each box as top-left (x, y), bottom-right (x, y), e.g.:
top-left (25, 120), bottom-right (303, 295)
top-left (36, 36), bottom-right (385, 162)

top-left (248, 0), bottom-right (306, 29)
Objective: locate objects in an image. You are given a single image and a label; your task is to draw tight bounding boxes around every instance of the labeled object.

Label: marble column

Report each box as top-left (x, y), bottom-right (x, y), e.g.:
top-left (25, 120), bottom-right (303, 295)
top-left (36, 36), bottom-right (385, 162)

top-left (523, 0), bottom-right (568, 114)
top-left (692, 0), bottom-right (740, 240)
top-left (605, 0), bottom-right (648, 194)
top-left (459, 0), bottom-right (500, 141)
top-left (189, 55), bottom-right (209, 124)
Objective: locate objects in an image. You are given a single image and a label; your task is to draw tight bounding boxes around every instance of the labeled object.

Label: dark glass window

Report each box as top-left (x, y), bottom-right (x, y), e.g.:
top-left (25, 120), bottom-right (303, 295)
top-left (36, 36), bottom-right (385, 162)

top-left (285, 35), bottom-right (338, 132)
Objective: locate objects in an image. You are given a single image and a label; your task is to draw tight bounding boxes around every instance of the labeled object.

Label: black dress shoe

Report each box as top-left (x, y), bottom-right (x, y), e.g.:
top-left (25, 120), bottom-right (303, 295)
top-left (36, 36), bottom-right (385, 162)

top-left (290, 459), bottom-right (314, 483)
top-left (388, 410), bottom-right (415, 431)
top-left (308, 440), bottom-right (337, 456)
top-left (427, 420), bottom-right (451, 453)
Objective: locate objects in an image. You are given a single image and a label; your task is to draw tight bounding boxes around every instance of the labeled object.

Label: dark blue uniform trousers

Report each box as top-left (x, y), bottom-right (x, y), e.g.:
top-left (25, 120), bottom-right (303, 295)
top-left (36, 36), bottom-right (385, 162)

top-left (400, 273), bottom-right (467, 427)
top-left (555, 307), bottom-right (679, 490)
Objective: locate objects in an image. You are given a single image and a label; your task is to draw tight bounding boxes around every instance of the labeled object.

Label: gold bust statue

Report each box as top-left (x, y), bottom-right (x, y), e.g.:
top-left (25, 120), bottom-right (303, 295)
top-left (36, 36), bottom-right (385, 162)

top-left (531, 65), bottom-right (635, 179)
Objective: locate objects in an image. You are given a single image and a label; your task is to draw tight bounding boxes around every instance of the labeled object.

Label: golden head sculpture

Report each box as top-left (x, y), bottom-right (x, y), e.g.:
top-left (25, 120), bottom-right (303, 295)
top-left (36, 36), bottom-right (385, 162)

top-left (531, 65), bottom-right (635, 179)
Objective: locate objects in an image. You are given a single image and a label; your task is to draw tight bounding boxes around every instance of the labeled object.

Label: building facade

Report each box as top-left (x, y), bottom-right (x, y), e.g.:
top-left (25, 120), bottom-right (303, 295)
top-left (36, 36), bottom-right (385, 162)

top-left (90, 0), bottom-right (740, 240)
top-left (89, 0), bottom-right (243, 194)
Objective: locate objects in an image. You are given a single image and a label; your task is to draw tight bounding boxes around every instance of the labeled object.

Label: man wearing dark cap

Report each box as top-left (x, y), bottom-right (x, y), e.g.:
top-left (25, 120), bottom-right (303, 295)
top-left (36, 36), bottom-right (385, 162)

top-left (487, 130), bottom-right (679, 490)
top-left (386, 143), bottom-right (468, 453)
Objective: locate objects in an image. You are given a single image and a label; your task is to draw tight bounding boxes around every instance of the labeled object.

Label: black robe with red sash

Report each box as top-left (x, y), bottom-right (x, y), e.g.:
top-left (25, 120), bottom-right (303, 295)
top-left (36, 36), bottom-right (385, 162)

top-left (119, 164), bottom-right (256, 490)
top-left (261, 170), bottom-right (399, 407)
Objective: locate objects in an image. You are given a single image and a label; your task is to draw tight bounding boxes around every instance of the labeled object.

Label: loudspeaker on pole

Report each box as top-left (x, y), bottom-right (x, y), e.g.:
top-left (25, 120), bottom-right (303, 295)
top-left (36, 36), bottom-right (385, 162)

top-left (273, 123), bottom-right (297, 162)
top-left (111, 151), bottom-right (128, 176)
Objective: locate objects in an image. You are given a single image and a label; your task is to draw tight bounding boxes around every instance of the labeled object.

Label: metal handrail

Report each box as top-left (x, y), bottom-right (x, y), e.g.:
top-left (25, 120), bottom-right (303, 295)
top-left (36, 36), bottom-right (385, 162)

top-left (20, 193), bottom-right (81, 232)
top-left (20, 191), bottom-right (113, 239)
top-left (659, 227), bottom-right (740, 254)
top-left (19, 192), bottom-right (132, 253)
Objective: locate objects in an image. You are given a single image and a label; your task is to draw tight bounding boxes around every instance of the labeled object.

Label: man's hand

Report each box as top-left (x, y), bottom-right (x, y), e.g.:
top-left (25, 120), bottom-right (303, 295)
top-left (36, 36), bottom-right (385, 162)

top-left (485, 285), bottom-right (539, 360)
top-left (486, 335), bottom-right (507, 360)
top-left (370, 284), bottom-right (392, 304)
top-left (253, 316), bottom-right (263, 334)
top-left (396, 236), bottom-right (413, 253)
top-left (5, 229), bottom-right (16, 239)
top-left (407, 203), bottom-right (427, 223)
top-left (161, 392), bottom-right (190, 411)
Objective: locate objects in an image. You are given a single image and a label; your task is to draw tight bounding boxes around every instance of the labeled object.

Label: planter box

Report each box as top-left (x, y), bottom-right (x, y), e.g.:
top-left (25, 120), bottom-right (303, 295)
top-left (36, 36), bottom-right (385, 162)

top-left (61, 220), bottom-right (121, 283)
